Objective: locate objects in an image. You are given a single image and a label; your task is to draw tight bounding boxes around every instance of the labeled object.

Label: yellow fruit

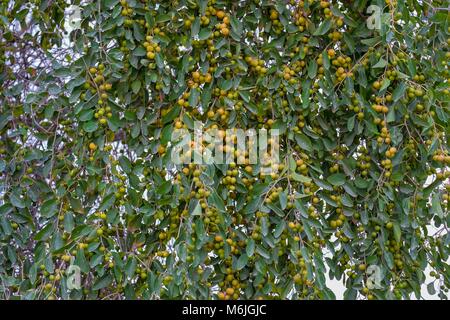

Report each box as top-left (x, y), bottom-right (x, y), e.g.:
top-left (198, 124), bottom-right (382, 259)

top-left (270, 10), bottom-right (278, 20)
top-left (216, 10), bottom-right (225, 19)
top-left (373, 81), bottom-right (381, 90)
top-left (226, 287), bottom-right (234, 296)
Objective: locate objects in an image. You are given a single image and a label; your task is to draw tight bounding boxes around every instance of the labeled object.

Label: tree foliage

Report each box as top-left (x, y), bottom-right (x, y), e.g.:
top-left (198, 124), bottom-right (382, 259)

top-left (0, 0), bottom-right (449, 300)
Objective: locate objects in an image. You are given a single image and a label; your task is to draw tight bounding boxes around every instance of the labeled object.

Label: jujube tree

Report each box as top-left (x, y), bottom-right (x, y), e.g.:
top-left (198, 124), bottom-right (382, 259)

top-left (0, 0), bottom-right (449, 300)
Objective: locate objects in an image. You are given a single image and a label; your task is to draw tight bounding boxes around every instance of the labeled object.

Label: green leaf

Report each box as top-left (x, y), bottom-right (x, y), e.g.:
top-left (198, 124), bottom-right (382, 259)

top-left (35, 224), bottom-right (54, 241)
top-left (98, 193), bottom-right (115, 211)
top-left (279, 190), bottom-right (287, 210)
top-left (157, 181), bottom-right (172, 195)
top-left (125, 257), bottom-right (137, 278)
top-left (210, 190), bottom-right (226, 213)
top-left (105, 0), bottom-right (119, 9)
top-left (392, 82), bottom-right (406, 102)
top-left (191, 17), bottom-right (200, 37)
top-left (162, 106), bottom-right (181, 124)
top-left (131, 80), bottom-right (141, 94)
top-left (198, 28), bottom-right (212, 40)
top-left (40, 198), bottom-right (59, 218)
top-left (427, 282), bottom-right (436, 295)
top-left (274, 220), bottom-right (286, 238)
top-left (246, 239), bottom-right (255, 257)
top-left (191, 201), bottom-right (202, 216)
top-left (327, 173), bottom-right (346, 186)
top-left (119, 156), bottom-right (132, 174)
top-left (343, 33), bottom-right (355, 53)
top-left (230, 16), bottom-right (243, 37)
top-left (75, 250), bottom-right (89, 273)
top-left (313, 19), bottom-right (332, 35)
top-left (10, 192), bottom-right (26, 208)
top-left (236, 254), bottom-right (248, 271)
top-left (393, 222), bottom-right (401, 243)
top-left (431, 193), bottom-right (444, 218)
top-left (189, 88), bottom-right (199, 107)
top-left (64, 213), bottom-right (75, 233)
top-left (83, 121), bottom-right (98, 133)
top-left (239, 91), bottom-right (250, 103)
top-left (79, 109), bottom-right (94, 121)
top-left (93, 274), bottom-right (113, 291)
top-left (295, 133), bottom-right (312, 152)
top-left (380, 79), bottom-right (391, 91)
top-left (308, 61), bottom-right (318, 79)
top-left (291, 172), bottom-right (311, 183)
top-left (373, 58), bottom-right (388, 68)
top-left (347, 114), bottom-right (356, 131)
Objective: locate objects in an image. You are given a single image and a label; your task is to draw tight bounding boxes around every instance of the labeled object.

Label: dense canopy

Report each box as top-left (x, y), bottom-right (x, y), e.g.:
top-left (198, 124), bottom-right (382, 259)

top-left (0, 0), bottom-right (449, 300)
